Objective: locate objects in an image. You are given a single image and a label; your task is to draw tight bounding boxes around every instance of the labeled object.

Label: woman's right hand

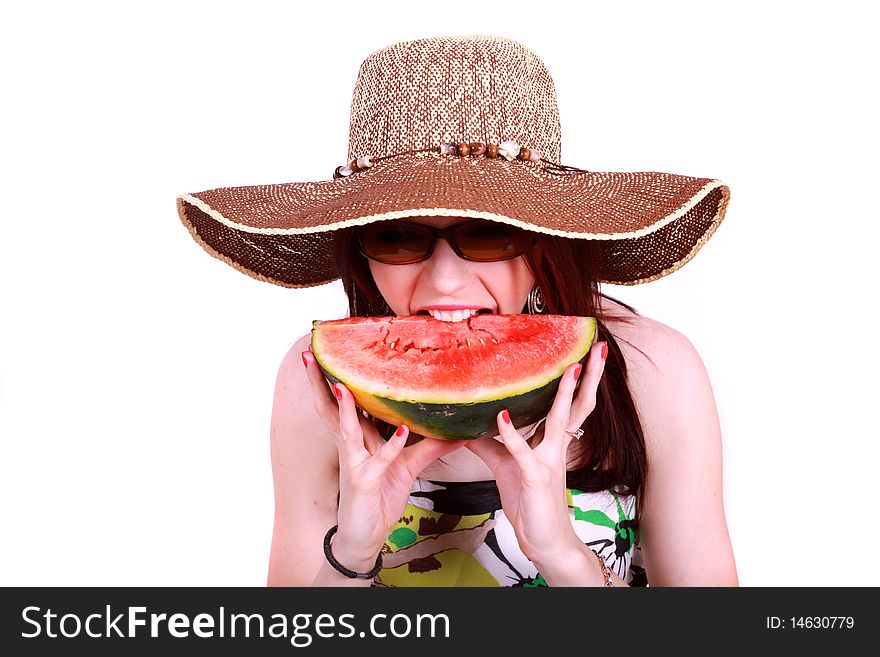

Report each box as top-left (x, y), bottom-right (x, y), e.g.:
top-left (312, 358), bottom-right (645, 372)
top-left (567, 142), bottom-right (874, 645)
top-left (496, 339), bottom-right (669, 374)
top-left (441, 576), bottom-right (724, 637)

top-left (302, 349), bottom-right (465, 572)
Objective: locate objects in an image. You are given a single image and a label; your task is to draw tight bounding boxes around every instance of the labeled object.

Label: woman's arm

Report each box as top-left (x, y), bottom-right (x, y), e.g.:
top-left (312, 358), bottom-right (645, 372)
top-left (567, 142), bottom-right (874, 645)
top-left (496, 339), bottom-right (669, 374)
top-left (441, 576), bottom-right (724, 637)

top-left (267, 334), bottom-right (461, 587)
top-left (267, 334), bottom-right (363, 586)
top-left (626, 319), bottom-right (738, 586)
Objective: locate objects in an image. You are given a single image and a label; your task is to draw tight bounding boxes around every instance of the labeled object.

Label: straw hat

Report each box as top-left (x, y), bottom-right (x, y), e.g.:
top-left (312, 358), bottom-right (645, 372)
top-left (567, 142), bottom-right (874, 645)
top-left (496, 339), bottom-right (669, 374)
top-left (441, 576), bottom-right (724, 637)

top-left (177, 34), bottom-right (730, 288)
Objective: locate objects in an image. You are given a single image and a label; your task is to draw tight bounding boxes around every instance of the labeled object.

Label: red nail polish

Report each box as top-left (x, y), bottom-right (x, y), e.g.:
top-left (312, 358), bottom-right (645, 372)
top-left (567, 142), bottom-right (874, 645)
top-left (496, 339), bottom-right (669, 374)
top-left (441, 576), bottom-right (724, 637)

top-left (395, 425), bottom-right (406, 437)
top-left (573, 364), bottom-right (582, 381)
top-left (333, 383), bottom-right (342, 400)
top-left (600, 342), bottom-right (608, 360)
top-left (502, 409), bottom-right (510, 424)
top-left (301, 351), bottom-right (309, 368)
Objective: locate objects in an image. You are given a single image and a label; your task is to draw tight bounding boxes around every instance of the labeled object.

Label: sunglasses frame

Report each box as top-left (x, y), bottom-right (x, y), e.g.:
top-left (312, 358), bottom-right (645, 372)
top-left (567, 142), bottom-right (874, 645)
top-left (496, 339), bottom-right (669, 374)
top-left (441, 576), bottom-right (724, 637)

top-left (355, 218), bottom-right (532, 265)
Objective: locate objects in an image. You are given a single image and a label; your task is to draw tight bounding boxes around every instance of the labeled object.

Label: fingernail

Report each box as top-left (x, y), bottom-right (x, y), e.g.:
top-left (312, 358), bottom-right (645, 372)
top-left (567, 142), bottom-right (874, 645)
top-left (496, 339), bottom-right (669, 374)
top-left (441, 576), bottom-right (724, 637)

top-left (301, 351), bottom-right (309, 368)
top-left (600, 342), bottom-right (608, 360)
top-left (572, 364), bottom-right (582, 381)
top-left (395, 425), bottom-right (406, 437)
top-left (333, 383), bottom-right (342, 400)
top-left (501, 409), bottom-right (510, 424)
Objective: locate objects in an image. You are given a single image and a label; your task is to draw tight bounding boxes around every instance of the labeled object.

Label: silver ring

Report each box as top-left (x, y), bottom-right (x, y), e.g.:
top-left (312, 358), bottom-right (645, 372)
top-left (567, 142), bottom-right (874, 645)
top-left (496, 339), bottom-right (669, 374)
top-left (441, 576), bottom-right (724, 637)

top-left (565, 428), bottom-right (584, 440)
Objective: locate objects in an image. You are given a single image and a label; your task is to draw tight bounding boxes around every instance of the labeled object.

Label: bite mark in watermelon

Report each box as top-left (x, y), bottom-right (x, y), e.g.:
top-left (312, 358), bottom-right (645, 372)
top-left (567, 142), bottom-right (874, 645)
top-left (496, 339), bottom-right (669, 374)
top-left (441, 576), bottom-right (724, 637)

top-left (311, 314), bottom-right (597, 440)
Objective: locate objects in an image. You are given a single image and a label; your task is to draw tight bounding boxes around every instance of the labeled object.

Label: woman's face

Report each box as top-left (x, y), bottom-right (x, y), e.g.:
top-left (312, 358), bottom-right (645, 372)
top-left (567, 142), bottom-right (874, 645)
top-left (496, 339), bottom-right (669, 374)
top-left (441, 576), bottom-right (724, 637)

top-left (367, 217), bottom-right (536, 318)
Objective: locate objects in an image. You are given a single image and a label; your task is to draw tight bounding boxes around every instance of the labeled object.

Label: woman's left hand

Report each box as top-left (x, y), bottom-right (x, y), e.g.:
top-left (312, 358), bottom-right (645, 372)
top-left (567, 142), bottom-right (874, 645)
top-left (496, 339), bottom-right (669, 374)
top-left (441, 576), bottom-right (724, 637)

top-left (465, 341), bottom-right (608, 565)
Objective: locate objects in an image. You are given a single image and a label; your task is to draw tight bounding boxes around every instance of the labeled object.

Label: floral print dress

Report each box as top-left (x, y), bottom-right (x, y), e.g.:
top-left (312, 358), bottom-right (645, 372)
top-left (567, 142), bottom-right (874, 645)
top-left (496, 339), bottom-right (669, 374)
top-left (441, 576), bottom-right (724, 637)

top-left (375, 477), bottom-right (648, 587)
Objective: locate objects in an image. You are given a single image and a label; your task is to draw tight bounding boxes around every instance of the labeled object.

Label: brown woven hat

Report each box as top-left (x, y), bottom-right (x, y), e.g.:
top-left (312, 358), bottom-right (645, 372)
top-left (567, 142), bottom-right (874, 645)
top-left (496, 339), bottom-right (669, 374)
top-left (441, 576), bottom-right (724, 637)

top-left (177, 34), bottom-right (730, 288)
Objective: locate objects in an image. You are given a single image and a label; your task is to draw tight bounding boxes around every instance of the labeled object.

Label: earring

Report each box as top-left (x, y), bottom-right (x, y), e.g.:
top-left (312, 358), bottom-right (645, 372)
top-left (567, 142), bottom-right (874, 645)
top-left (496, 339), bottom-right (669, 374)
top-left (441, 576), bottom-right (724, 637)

top-left (527, 285), bottom-right (546, 314)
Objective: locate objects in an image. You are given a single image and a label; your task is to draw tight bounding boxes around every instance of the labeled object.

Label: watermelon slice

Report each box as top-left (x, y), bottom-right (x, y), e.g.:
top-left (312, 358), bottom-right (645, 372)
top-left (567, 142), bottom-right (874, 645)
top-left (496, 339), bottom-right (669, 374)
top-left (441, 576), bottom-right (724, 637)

top-left (311, 314), bottom-right (597, 440)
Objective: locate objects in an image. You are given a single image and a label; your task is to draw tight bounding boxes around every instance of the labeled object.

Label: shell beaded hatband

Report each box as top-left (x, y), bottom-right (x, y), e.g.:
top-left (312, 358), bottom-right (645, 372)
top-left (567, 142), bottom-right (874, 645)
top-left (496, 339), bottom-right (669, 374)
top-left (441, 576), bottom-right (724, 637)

top-left (332, 141), bottom-right (589, 179)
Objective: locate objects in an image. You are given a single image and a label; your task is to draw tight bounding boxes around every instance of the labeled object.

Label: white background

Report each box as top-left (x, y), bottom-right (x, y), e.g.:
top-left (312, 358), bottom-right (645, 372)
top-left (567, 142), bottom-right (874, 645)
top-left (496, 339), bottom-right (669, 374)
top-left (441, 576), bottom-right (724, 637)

top-left (1, 0), bottom-right (877, 586)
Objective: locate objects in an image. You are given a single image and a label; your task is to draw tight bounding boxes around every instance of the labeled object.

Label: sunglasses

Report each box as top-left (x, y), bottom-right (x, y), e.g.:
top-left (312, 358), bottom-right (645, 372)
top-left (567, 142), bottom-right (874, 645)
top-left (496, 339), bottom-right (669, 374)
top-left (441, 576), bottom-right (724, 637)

top-left (355, 219), bottom-right (531, 265)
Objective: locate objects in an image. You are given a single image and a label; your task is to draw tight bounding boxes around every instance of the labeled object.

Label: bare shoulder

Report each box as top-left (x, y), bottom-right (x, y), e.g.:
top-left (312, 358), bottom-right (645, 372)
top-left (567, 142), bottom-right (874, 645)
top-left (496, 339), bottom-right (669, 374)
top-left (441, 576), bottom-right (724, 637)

top-left (601, 296), bottom-right (699, 368)
top-left (267, 333), bottom-right (340, 586)
top-left (601, 296), bottom-right (738, 585)
top-left (601, 297), bottom-right (712, 439)
top-left (270, 333), bottom-right (337, 461)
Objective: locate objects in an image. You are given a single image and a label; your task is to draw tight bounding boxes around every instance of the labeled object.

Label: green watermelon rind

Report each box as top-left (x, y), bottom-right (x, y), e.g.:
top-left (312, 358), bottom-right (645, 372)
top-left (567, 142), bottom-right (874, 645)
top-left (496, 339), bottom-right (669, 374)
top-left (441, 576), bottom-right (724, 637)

top-left (347, 375), bottom-right (563, 440)
top-left (314, 360), bottom-right (570, 440)
top-left (311, 316), bottom-right (596, 404)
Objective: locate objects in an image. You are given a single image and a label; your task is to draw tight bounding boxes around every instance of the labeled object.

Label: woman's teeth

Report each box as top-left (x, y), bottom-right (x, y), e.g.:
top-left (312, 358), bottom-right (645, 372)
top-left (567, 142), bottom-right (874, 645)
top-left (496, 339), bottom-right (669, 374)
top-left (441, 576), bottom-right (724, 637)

top-left (428, 309), bottom-right (480, 322)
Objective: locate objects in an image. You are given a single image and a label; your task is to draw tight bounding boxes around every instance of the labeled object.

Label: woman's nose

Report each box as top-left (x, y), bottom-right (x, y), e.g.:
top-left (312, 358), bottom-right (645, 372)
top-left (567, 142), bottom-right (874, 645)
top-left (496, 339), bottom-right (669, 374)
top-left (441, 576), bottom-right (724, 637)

top-left (422, 236), bottom-right (471, 284)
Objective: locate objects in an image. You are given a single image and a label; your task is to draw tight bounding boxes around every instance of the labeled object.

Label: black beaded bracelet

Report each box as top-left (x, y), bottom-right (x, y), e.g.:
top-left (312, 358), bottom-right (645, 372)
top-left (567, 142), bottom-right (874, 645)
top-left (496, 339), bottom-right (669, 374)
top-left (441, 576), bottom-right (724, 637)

top-left (322, 525), bottom-right (383, 580)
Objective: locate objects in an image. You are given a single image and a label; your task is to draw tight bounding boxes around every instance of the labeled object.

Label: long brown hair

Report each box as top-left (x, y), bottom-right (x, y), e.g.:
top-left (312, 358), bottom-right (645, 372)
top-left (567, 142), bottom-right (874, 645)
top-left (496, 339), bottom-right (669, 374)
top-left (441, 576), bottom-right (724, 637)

top-left (331, 225), bottom-right (649, 525)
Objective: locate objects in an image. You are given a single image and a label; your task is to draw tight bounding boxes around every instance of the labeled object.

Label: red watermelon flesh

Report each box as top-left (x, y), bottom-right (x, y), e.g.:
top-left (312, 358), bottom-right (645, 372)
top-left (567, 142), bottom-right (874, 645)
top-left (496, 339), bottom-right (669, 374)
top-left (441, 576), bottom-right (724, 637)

top-left (311, 314), bottom-right (597, 440)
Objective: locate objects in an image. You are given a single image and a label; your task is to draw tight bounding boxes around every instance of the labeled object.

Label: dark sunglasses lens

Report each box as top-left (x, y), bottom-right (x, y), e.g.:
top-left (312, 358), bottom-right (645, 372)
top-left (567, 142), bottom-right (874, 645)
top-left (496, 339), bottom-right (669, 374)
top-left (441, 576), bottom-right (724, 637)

top-left (359, 223), bottom-right (432, 264)
top-left (455, 221), bottom-right (524, 260)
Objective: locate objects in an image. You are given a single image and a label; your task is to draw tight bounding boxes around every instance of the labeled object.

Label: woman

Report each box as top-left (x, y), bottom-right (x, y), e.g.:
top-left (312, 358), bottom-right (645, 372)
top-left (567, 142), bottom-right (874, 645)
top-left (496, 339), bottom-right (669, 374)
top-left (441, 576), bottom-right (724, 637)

top-left (177, 35), bottom-right (737, 587)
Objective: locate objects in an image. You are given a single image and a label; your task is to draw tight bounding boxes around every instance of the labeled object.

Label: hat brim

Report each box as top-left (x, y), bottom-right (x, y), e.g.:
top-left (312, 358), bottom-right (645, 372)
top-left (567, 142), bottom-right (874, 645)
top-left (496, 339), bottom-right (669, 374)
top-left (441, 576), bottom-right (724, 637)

top-left (177, 153), bottom-right (730, 287)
